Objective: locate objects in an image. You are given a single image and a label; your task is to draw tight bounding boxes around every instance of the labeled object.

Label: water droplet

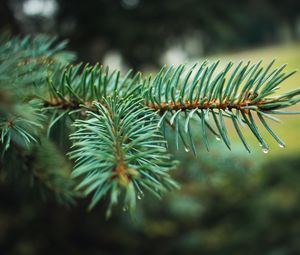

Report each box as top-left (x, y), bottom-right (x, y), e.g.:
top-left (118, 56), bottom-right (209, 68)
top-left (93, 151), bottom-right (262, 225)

top-left (262, 148), bottom-right (269, 154)
top-left (137, 192), bottom-right (144, 200)
top-left (279, 143), bottom-right (285, 148)
top-left (259, 143), bottom-right (262, 147)
top-left (122, 206), bottom-right (128, 212)
top-left (184, 146), bottom-right (190, 152)
top-left (216, 136), bottom-right (221, 141)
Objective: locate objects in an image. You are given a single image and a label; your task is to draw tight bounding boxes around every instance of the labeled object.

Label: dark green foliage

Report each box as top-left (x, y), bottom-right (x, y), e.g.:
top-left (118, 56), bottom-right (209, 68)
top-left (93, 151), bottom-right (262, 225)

top-left (0, 35), bottom-right (74, 91)
top-left (0, 101), bottom-right (43, 152)
top-left (1, 35), bottom-right (300, 215)
top-left (0, 35), bottom-right (76, 205)
top-left (2, 137), bottom-right (77, 205)
top-left (3, 149), bottom-right (300, 255)
top-left (0, 35), bottom-right (74, 152)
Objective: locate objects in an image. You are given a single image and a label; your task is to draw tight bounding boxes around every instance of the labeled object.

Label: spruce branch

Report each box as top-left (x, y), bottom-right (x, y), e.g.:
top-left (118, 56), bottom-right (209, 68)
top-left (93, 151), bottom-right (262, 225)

top-left (69, 97), bottom-right (178, 216)
top-left (0, 35), bottom-right (74, 152)
top-left (2, 35), bottom-right (300, 216)
top-left (145, 62), bottom-right (300, 153)
top-left (45, 61), bottom-right (300, 154)
top-left (1, 35), bottom-right (76, 205)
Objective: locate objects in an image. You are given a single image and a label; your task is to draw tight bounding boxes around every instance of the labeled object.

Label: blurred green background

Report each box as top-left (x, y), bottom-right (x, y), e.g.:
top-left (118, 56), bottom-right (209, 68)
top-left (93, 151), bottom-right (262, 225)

top-left (1, 0), bottom-right (300, 254)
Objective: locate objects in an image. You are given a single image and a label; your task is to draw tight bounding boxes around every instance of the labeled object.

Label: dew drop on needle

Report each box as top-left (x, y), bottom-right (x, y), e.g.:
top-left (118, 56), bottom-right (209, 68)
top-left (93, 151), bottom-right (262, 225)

top-left (184, 146), bottom-right (190, 152)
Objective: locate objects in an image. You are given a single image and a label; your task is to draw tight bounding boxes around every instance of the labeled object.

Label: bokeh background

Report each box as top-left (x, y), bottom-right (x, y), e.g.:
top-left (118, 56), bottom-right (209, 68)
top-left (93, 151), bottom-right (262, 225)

top-left (1, 0), bottom-right (300, 254)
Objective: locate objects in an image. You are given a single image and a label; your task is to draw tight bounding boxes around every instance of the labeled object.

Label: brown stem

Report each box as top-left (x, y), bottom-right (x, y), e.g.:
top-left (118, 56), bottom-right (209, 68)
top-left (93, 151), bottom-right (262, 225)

top-left (147, 99), bottom-right (265, 113)
top-left (43, 98), bottom-right (265, 114)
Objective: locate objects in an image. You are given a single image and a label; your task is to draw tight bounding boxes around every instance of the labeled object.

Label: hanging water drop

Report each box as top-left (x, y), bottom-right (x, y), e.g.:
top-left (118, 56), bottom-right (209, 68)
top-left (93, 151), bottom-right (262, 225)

top-left (184, 146), bottom-right (190, 152)
top-left (122, 206), bottom-right (128, 212)
top-left (279, 143), bottom-right (285, 149)
top-left (216, 136), bottom-right (221, 141)
top-left (259, 143), bottom-right (262, 147)
top-left (137, 191), bottom-right (144, 200)
top-left (262, 148), bottom-right (269, 154)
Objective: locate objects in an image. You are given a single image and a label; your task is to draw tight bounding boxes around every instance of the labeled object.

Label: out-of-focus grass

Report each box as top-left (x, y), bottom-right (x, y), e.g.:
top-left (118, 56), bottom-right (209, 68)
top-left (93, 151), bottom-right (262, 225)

top-left (200, 43), bottom-right (300, 161)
